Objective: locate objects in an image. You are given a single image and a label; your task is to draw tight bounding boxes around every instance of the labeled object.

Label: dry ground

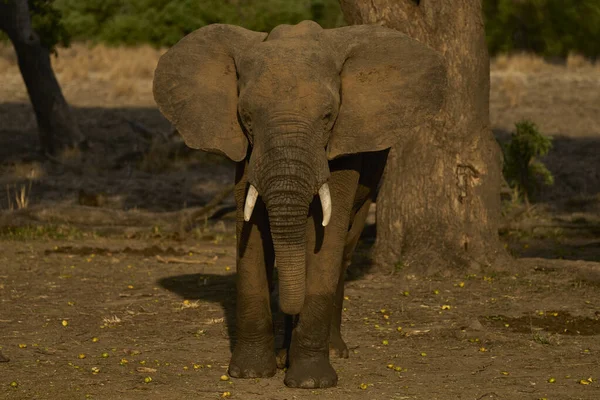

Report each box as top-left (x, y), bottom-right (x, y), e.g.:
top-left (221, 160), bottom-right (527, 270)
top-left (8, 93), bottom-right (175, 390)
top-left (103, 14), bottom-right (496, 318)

top-left (1, 44), bottom-right (599, 399)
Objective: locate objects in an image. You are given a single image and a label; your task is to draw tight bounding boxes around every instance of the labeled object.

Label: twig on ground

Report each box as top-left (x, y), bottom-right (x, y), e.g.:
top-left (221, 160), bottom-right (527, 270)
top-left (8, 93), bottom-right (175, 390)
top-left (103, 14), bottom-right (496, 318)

top-left (155, 255), bottom-right (218, 264)
top-left (123, 117), bottom-right (170, 143)
top-left (181, 185), bottom-right (235, 232)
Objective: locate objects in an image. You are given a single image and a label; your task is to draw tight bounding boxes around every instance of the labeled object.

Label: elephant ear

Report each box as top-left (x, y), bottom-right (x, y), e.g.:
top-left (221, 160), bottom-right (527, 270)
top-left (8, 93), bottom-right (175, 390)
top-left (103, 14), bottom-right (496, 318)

top-left (322, 25), bottom-right (447, 160)
top-left (153, 25), bottom-right (267, 162)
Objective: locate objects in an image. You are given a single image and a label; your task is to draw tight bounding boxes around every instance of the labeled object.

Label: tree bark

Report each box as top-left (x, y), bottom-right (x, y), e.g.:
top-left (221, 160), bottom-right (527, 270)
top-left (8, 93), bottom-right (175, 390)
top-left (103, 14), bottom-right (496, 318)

top-left (0, 0), bottom-right (85, 155)
top-left (339, 0), bottom-right (509, 273)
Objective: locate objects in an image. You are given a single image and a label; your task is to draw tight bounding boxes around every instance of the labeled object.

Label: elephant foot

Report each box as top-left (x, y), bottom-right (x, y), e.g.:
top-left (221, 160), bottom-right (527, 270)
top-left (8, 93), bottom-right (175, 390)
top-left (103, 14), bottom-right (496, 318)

top-left (284, 353), bottom-right (338, 388)
top-left (229, 342), bottom-right (276, 379)
top-left (329, 333), bottom-right (349, 359)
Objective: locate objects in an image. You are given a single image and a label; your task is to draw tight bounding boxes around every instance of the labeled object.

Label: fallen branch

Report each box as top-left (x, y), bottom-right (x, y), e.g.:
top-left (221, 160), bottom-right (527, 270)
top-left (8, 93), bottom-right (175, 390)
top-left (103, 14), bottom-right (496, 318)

top-left (181, 185), bottom-right (235, 232)
top-left (0, 185), bottom-right (235, 234)
top-left (123, 117), bottom-right (170, 143)
top-left (155, 255), bottom-right (218, 265)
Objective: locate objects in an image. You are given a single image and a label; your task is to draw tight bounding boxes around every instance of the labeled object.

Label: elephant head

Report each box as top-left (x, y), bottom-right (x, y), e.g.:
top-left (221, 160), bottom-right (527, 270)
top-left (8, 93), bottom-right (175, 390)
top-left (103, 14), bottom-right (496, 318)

top-left (153, 21), bottom-right (447, 314)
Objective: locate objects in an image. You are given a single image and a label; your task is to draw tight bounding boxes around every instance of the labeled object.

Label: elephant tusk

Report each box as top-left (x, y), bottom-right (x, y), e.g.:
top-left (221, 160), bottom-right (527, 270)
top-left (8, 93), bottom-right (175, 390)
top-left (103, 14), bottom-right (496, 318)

top-left (244, 185), bottom-right (259, 222)
top-left (318, 183), bottom-right (332, 227)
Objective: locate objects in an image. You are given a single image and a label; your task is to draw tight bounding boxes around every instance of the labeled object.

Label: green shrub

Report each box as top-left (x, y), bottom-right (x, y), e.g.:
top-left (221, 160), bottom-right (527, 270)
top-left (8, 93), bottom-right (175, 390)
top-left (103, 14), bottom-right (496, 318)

top-left (49, 0), bottom-right (345, 47)
top-left (484, 0), bottom-right (600, 59)
top-left (5, 0), bottom-right (597, 59)
top-left (502, 120), bottom-right (554, 204)
top-left (0, 0), bottom-right (70, 52)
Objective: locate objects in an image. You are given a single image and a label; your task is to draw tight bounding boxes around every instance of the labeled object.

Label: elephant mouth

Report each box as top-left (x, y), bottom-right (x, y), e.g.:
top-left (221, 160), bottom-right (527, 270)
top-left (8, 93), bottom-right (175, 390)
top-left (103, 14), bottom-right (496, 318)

top-left (243, 182), bottom-right (331, 226)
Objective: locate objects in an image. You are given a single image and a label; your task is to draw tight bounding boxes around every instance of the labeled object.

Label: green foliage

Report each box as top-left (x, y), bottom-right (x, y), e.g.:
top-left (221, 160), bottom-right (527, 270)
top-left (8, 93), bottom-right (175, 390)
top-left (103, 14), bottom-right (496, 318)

top-left (7, 0), bottom-right (597, 59)
top-left (0, 0), bottom-right (70, 52)
top-left (483, 0), bottom-right (600, 59)
top-left (502, 120), bottom-right (554, 204)
top-left (51, 0), bottom-right (345, 47)
top-left (0, 224), bottom-right (84, 240)
top-left (29, 0), bottom-right (70, 52)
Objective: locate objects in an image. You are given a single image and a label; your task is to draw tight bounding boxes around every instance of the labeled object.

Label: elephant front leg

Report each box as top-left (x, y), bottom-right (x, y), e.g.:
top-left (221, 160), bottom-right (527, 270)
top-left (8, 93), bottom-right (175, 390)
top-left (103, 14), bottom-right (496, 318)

top-left (329, 266), bottom-right (349, 359)
top-left (284, 292), bottom-right (338, 388)
top-left (229, 173), bottom-right (276, 378)
top-left (284, 167), bottom-right (359, 389)
top-left (330, 197), bottom-right (373, 358)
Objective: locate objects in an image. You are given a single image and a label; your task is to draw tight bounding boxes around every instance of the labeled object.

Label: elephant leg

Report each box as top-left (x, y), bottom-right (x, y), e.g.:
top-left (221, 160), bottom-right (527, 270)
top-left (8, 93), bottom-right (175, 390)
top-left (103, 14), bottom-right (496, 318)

top-left (284, 161), bottom-right (360, 389)
top-left (329, 197), bottom-right (372, 358)
top-left (229, 162), bottom-right (277, 379)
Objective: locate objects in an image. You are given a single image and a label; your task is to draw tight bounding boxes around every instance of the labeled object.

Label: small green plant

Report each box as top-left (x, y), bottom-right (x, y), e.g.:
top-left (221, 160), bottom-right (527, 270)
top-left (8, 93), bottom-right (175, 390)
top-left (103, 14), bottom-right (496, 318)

top-left (502, 120), bottom-right (553, 205)
top-left (0, 224), bottom-right (84, 240)
top-left (393, 259), bottom-right (406, 274)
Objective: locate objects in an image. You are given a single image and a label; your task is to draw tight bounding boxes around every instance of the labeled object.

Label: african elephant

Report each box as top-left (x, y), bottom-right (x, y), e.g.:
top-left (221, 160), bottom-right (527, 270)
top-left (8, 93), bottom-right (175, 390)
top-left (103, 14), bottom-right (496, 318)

top-left (153, 20), bottom-right (446, 388)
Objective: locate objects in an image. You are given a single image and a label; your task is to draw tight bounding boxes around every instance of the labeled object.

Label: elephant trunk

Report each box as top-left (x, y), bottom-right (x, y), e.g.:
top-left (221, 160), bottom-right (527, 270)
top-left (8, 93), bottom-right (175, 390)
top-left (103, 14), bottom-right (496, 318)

top-left (260, 151), bottom-right (314, 315)
top-left (267, 195), bottom-right (310, 315)
top-left (248, 123), bottom-right (329, 315)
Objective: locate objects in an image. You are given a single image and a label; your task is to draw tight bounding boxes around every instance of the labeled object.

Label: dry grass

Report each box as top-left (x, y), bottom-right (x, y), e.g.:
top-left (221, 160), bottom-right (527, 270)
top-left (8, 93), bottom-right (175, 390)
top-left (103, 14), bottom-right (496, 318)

top-left (488, 53), bottom-right (600, 138)
top-left (0, 42), bottom-right (165, 106)
top-left (1, 42), bottom-right (599, 137)
top-left (6, 181), bottom-right (32, 210)
top-left (50, 43), bottom-right (162, 80)
top-left (1, 42), bottom-right (599, 106)
top-left (490, 52), bottom-right (600, 73)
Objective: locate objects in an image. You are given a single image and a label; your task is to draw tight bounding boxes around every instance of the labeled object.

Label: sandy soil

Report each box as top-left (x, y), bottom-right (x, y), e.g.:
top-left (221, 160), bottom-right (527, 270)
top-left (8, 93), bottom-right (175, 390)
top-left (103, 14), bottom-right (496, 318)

top-left (1, 45), bottom-right (599, 399)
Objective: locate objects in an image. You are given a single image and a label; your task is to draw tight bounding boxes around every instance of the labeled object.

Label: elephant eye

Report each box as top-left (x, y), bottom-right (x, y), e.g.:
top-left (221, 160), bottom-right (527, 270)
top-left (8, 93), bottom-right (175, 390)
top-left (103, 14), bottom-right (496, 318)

top-left (240, 111), bottom-right (252, 131)
top-left (322, 112), bottom-right (332, 124)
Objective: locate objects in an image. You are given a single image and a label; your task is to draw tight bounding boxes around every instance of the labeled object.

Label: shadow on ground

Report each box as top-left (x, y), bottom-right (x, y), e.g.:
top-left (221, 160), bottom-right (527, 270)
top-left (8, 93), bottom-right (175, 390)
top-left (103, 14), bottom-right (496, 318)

top-left (157, 273), bottom-right (239, 352)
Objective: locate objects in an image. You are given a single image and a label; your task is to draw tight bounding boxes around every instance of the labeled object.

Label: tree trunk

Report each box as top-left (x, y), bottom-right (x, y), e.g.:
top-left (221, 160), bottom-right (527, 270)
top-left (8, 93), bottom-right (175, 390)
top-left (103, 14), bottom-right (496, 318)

top-left (339, 0), bottom-right (509, 273)
top-left (0, 0), bottom-right (85, 155)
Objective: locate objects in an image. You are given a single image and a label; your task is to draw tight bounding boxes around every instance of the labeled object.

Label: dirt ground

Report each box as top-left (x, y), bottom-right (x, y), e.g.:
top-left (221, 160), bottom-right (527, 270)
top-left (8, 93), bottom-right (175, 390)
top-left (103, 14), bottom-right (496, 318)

top-left (1, 45), bottom-right (599, 399)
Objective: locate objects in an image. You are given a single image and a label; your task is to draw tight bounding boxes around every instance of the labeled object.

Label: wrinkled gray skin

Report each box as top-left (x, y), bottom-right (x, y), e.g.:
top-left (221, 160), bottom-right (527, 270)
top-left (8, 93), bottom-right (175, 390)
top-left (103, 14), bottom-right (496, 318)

top-left (153, 20), bottom-right (446, 388)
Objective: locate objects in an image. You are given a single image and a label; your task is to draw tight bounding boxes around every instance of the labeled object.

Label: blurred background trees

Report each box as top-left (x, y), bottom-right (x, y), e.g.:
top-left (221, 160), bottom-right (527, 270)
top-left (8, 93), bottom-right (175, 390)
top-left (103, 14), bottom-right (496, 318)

top-left (3, 0), bottom-right (598, 58)
top-left (0, 0), bottom-right (84, 155)
top-left (51, 0), bottom-right (346, 46)
top-left (484, 0), bottom-right (600, 59)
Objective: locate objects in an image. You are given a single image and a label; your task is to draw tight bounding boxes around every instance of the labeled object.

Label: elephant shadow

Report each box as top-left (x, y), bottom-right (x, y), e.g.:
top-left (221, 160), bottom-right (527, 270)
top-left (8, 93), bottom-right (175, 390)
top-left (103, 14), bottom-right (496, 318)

top-left (157, 272), bottom-right (290, 354)
top-left (157, 273), bottom-right (238, 352)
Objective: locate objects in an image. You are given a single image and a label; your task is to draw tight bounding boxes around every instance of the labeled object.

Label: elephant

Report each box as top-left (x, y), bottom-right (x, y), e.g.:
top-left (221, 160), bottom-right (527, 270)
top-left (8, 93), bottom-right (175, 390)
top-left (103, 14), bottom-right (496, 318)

top-left (153, 20), bottom-right (446, 388)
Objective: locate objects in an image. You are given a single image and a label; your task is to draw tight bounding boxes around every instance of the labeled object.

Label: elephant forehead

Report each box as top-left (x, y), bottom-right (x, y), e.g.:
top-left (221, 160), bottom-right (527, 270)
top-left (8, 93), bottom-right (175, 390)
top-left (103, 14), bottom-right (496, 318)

top-left (267, 21), bottom-right (323, 41)
top-left (238, 40), bottom-right (335, 78)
